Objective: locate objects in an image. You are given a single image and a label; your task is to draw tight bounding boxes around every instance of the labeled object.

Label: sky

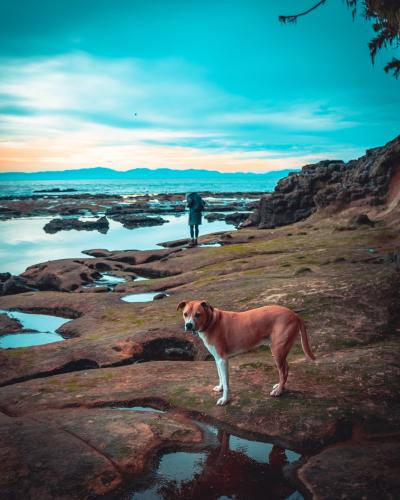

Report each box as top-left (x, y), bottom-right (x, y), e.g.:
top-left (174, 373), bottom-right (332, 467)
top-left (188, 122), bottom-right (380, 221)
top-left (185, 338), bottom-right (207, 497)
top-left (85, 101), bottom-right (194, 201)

top-left (0, 0), bottom-right (399, 173)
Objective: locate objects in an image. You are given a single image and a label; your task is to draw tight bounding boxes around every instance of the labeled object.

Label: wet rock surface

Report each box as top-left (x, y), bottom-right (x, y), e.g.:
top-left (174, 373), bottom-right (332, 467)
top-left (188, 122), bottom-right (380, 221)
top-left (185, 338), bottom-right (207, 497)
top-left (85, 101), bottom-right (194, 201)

top-left (246, 135), bottom-right (400, 229)
top-left (1, 274), bottom-right (37, 296)
top-left (43, 216), bottom-right (110, 234)
top-left (18, 246), bottom-right (184, 292)
top-left (298, 438), bottom-right (400, 499)
top-left (225, 211), bottom-right (252, 227)
top-left (0, 409), bottom-right (202, 499)
top-left (109, 213), bottom-right (168, 229)
top-left (204, 212), bottom-right (226, 222)
top-left (0, 313), bottom-right (22, 334)
top-left (0, 191), bottom-right (262, 222)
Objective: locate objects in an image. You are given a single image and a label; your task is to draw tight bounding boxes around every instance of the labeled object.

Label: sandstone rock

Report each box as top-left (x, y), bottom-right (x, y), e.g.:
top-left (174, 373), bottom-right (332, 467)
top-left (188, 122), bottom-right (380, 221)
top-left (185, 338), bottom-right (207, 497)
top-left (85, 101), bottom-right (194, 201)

top-left (205, 212), bottom-right (226, 222)
top-left (246, 135), bottom-right (400, 229)
top-left (114, 214), bottom-right (168, 229)
top-left (158, 238), bottom-right (190, 248)
top-left (0, 273), bottom-right (11, 283)
top-left (34, 188), bottom-right (78, 193)
top-left (204, 203), bottom-right (244, 212)
top-left (21, 259), bottom-right (98, 292)
top-left (106, 203), bottom-right (184, 217)
top-left (81, 249), bottom-right (114, 258)
top-left (0, 409), bottom-right (202, 499)
top-left (43, 216), bottom-right (110, 234)
top-left (298, 440), bottom-right (400, 499)
top-left (351, 213), bottom-right (375, 226)
top-left (1, 276), bottom-right (37, 296)
top-left (79, 286), bottom-right (109, 293)
top-left (0, 207), bottom-right (22, 219)
top-left (0, 313), bottom-right (22, 334)
top-left (225, 212), bottom-right (252, 227)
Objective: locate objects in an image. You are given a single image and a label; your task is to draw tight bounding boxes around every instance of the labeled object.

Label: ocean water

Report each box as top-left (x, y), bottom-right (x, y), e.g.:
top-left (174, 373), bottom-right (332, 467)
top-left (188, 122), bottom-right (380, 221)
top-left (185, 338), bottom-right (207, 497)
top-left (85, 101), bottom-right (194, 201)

top-left (0, 178), bottom-right (276, 198)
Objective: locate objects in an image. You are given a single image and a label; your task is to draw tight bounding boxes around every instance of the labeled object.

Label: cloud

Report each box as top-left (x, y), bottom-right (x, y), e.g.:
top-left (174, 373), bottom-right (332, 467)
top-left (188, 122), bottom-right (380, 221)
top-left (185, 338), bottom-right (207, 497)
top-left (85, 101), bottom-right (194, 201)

top-left (0, 52), bottom-right (362, 172)
top-left (214, 105), bottom-right (357, 131)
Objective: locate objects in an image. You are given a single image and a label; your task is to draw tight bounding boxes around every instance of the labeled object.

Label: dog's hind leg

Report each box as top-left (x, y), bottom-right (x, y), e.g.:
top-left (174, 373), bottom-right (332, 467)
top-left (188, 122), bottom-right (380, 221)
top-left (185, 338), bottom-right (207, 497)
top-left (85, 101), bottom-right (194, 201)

top-left (270, 356), bottom-right (288, 397)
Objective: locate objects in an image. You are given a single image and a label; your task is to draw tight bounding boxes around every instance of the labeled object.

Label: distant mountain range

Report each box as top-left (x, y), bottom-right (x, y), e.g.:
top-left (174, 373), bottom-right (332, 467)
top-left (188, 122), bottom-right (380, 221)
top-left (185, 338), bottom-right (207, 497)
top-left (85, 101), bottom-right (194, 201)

top-left (0, 167), bottom-right (299, 181)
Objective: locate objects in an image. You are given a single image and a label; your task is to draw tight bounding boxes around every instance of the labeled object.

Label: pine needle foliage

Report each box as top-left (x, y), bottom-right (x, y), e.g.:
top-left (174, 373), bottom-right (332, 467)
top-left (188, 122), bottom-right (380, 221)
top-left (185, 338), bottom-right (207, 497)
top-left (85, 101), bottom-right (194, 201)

top-left (279, 0), bottom-right (400, 78)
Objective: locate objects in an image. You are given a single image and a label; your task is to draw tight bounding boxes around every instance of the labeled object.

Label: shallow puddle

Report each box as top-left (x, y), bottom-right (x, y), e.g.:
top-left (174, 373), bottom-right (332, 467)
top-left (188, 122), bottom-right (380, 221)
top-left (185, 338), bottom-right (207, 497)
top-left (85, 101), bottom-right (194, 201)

top-left (121, 292), bottom-right (168, 303)
top-left (0, 309), bottom-right (70, 348)
top-left (134, 276), bottom-right (150, 282)
top-left (198, 243), bottom-right (222, 248)
top-left (115, 406), bottom-right (304, 499)
top-left (117, 406), bottom-right (165, 413)
top-left (84, 273), bottom-right (127, 289)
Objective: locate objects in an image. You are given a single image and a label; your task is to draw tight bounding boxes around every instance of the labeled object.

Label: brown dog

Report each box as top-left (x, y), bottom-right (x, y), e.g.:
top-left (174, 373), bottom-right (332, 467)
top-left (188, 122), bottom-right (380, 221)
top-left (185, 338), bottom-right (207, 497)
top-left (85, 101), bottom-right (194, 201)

top-left (177, 300), bottom-right (315, 405)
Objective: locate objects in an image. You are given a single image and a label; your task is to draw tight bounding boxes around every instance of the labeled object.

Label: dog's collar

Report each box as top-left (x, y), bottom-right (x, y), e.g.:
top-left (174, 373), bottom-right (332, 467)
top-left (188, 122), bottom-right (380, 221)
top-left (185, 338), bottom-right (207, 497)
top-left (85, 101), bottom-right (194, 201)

top-left (201, 307), bottom-right (215, 332)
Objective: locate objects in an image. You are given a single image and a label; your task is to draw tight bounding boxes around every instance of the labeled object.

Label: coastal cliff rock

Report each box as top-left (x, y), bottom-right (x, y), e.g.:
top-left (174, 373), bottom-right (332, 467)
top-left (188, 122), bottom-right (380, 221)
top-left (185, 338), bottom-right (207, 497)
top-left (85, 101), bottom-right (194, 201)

top-left (245, 135), bottom-right (400, 228)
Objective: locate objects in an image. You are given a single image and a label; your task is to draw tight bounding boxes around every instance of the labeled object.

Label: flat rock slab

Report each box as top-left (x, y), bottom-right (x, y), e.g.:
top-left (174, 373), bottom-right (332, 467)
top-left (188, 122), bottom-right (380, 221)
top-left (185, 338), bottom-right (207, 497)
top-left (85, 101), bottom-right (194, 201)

top-left (0, 409), bottom-right (202, 499)
top-left (0, 322), bottom-right (208, 386)
top-left (298, 439), bottom-right (400, 499)
top-left (1, 343), bottom-right (399, 452)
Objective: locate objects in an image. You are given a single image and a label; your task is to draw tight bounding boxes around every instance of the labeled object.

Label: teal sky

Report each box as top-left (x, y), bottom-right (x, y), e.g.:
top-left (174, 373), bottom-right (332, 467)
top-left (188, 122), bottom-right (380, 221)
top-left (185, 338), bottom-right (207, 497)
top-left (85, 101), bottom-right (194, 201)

top-left (0, 0), bottom-right (399, 172)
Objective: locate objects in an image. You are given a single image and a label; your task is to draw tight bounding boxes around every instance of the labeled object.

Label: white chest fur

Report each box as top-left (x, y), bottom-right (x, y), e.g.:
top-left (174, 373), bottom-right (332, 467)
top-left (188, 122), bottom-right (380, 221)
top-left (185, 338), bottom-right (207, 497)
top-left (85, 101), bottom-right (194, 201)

top-left (198, 331), bottom-right (221, 361)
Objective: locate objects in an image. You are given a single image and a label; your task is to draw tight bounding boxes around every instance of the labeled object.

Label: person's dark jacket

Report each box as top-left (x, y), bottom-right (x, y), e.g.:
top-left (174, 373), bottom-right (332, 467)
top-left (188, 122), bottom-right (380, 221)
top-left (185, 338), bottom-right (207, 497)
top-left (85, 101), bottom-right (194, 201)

top-left (187, 193), bottom-right (205, 225)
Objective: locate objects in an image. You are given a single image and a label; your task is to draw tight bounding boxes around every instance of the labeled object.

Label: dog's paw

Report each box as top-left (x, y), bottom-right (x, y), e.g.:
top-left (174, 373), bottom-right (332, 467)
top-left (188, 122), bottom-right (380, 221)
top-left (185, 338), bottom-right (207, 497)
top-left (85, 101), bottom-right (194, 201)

top-left (270, 386), bottom-right (283, 397)
top-left (272, 383), bottom-right (279, 390)
top-left (216, 397), bottom-right (229, 406)
top-left (213, 385), bottom-right (223, 392)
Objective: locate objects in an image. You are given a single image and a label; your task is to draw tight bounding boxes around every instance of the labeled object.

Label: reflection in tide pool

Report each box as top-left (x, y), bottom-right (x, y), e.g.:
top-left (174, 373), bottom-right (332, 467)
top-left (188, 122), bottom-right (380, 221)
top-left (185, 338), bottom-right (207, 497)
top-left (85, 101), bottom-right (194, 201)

top-left (84, 273), bottom-right (126, 289)
top-left (0, 309), bottom-right (70, 348)
top-left (0, 215), bottom-right (231, 275)
top-left (123, 411), bottom-right (303, 500)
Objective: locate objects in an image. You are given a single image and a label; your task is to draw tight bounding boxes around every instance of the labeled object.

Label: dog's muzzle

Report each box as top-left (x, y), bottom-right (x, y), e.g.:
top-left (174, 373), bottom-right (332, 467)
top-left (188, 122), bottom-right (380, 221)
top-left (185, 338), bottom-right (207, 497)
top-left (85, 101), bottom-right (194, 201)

top-left (185, 322), bottom-right (198, 336)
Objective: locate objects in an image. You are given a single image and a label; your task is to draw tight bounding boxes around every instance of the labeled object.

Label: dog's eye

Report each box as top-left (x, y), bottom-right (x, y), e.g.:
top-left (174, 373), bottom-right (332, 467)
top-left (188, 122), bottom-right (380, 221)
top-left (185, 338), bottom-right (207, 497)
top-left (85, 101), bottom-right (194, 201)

top-left (194, 313), bottom-right (200, 318)
top-left (183, 312), bottom-right (188, 317)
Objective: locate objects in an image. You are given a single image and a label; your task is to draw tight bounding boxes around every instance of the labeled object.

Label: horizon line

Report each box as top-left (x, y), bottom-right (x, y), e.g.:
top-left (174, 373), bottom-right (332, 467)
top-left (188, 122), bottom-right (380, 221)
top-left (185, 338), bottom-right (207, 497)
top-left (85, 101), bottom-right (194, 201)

top-left (0, 165), bottom-right (304, 176)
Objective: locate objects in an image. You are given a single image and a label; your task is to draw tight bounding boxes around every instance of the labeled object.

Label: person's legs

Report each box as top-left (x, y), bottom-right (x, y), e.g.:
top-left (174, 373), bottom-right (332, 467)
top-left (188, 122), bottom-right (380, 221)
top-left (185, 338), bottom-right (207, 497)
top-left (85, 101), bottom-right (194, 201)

top-left (189, 225), bottom-right (194, 239)
top-left (194, 225), bottom-right (199, 241)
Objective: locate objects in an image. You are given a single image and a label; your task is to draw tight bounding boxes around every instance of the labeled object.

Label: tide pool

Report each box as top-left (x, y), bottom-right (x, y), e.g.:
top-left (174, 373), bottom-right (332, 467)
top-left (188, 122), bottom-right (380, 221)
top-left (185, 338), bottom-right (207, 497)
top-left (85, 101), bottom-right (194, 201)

top-left (0, 215), bottom-right (231, 275)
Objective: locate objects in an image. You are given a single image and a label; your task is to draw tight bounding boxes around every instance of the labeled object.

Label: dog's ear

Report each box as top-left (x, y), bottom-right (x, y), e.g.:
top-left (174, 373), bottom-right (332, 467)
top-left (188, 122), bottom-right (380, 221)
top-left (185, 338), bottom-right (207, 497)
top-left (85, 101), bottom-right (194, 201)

top-left (177, 301), bottom-right (187, 311)
top-left (201, 301), bottom-right (214, 312)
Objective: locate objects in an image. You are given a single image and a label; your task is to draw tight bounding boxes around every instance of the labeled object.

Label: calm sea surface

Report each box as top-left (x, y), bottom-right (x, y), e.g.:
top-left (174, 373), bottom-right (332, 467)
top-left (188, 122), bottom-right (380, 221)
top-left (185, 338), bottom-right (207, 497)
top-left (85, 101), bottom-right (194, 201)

top-left (0, 178), bottom-right (276, 198)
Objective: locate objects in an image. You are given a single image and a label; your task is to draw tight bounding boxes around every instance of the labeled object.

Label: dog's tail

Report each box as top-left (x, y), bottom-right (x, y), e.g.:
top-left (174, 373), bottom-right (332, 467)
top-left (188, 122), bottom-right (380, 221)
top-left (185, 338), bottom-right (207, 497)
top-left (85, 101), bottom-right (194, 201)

top-left (299, 318), bottom-right (316, 360)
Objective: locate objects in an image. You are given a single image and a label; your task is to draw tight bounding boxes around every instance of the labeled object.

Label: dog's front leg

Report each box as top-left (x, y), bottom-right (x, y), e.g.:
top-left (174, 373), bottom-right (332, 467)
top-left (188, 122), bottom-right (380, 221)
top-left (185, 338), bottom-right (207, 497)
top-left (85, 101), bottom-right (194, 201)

top-left (213, 359), bottom-right (223, 393)
top-left (216, 358), bottom-right (229, 406)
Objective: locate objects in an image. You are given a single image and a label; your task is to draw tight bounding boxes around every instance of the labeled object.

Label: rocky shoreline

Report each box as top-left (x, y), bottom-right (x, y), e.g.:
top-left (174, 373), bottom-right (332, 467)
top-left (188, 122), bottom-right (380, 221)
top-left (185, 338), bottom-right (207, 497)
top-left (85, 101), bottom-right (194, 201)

top-left (0, 190), bottom-right (261, 222)
top-left (0, 137), bottom-right (399, 498)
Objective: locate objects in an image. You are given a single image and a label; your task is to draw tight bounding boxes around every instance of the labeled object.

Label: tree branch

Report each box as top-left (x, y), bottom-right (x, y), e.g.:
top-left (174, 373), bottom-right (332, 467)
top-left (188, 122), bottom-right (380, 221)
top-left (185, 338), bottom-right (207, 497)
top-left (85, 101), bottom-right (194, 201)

top-left (279, 0), bottom-right (328, 24)
top-left (384, 57), bottom-right (400, 78)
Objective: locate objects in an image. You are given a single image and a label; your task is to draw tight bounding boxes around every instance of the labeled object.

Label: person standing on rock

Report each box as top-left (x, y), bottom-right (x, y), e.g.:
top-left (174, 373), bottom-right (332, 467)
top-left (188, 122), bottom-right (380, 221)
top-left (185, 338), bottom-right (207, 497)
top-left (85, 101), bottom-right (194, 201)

top-left (186, 192), bottom-right (205, 246)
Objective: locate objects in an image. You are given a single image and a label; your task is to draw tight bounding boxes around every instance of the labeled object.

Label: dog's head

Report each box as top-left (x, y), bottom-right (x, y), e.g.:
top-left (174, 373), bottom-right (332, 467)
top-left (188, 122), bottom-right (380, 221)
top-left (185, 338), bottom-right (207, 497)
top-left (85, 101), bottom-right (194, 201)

top-left (177, 300), bottom-right (214, 333)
